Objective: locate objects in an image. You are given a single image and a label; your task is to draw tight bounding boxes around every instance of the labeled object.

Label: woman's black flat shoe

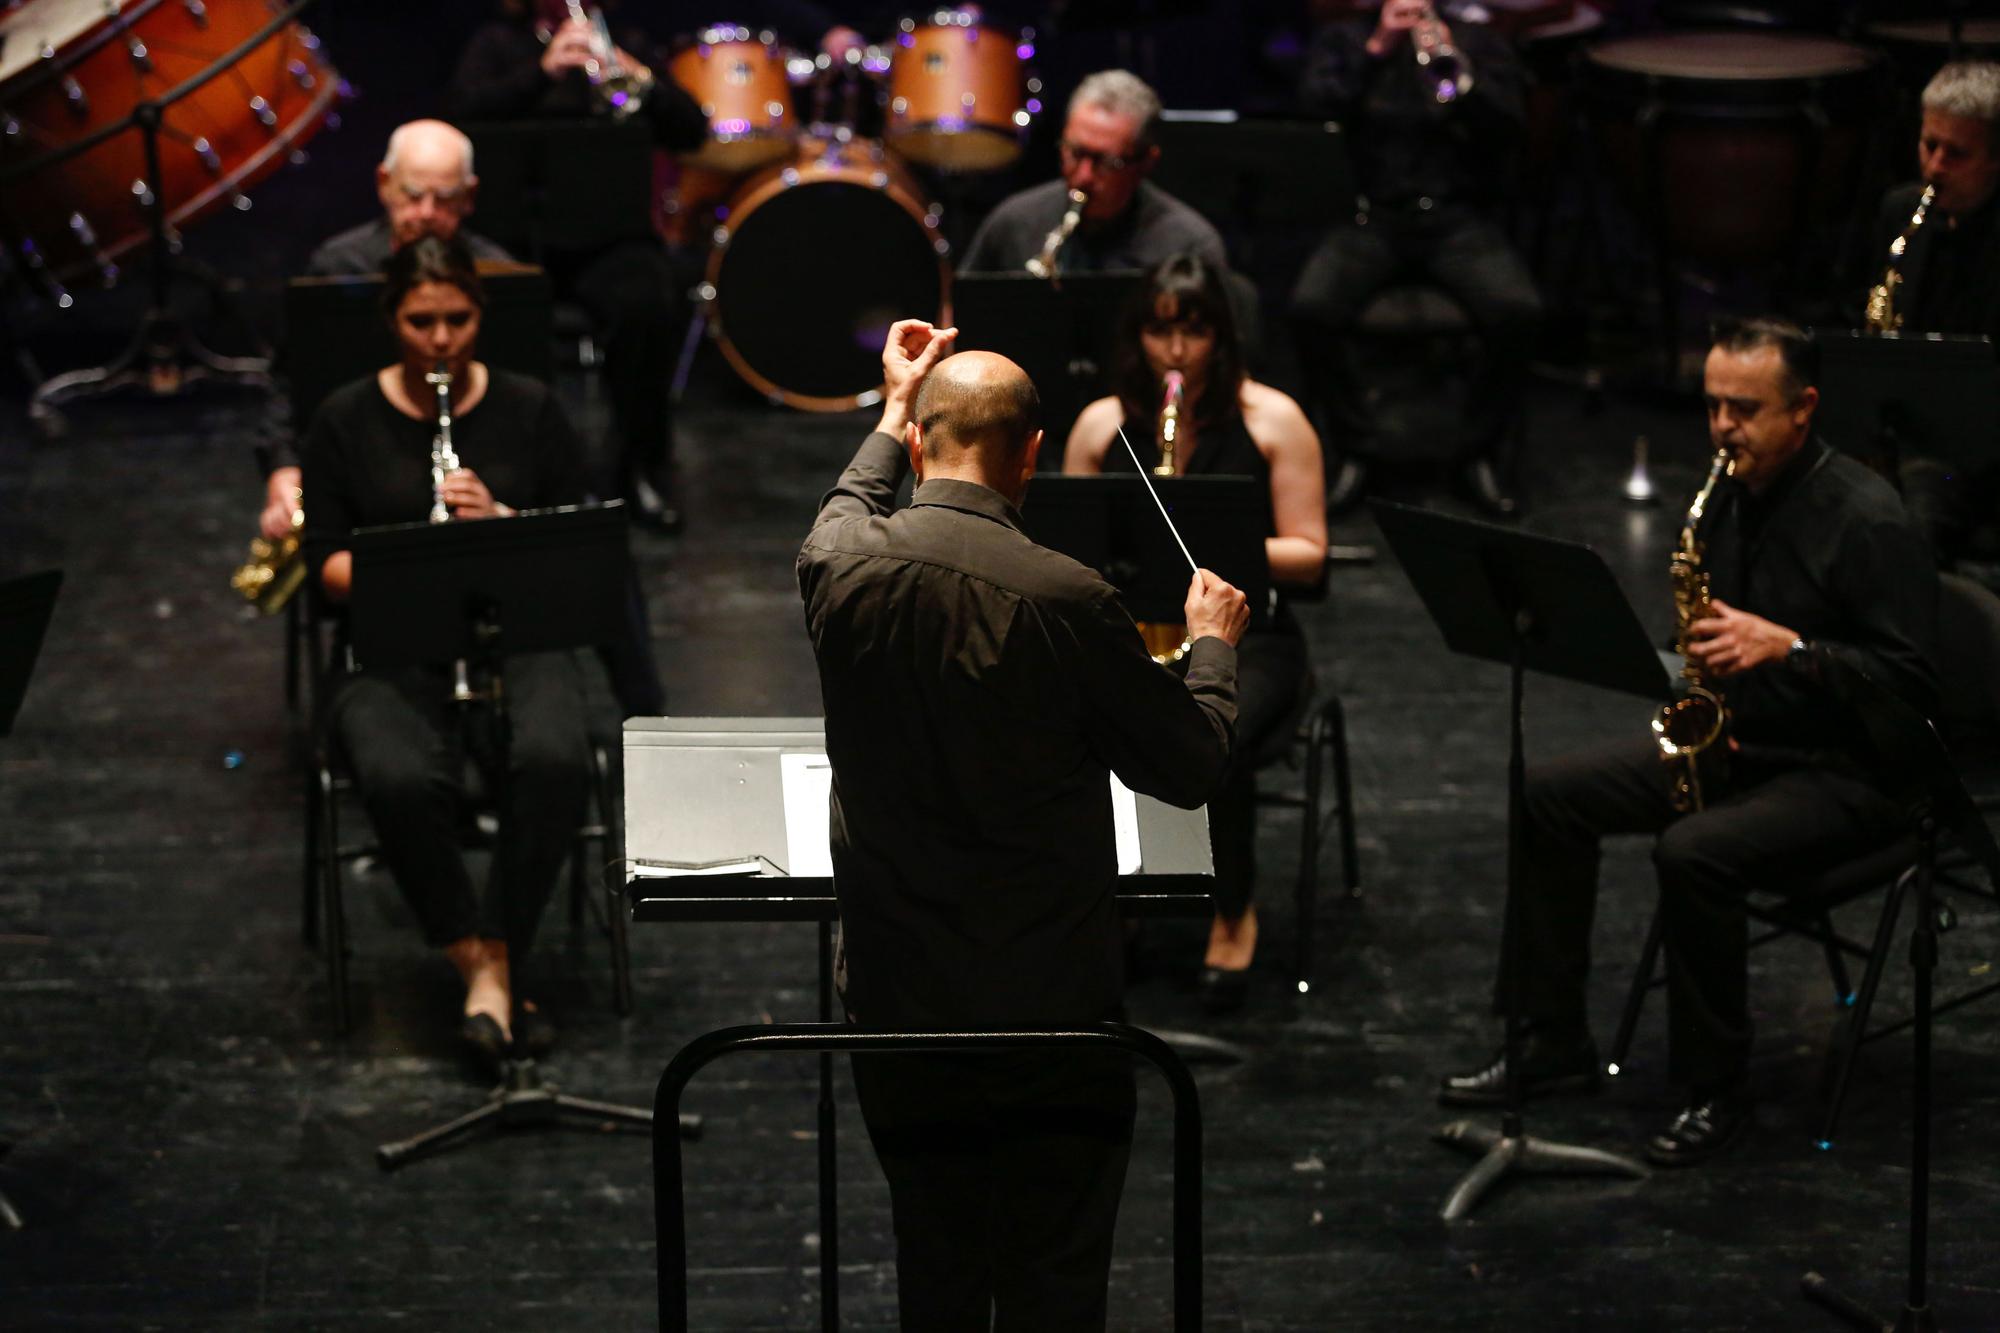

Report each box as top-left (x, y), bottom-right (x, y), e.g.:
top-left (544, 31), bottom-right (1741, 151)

top-left (1198, 965), bottom-right (1250, 1015)
top-left (462, 1012), bottom-right (508, 1061)
top-left (514, 1003), bottom-right (557, 1058)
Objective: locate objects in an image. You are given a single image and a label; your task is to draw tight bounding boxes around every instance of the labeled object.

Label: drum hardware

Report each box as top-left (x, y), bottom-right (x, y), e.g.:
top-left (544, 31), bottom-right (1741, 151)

top-left (3, 0), bottom-right (343, 432)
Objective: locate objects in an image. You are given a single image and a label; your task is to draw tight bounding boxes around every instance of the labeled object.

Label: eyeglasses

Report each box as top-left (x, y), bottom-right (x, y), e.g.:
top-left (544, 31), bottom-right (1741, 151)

top-left (396, 183), bottom-right (471, 208)
top-left (1059, 140), bottom-right (1138, 173)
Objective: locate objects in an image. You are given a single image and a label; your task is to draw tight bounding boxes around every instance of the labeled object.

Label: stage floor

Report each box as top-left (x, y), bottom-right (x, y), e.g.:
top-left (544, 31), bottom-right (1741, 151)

top-left (2, 376), bottom-right (1997, 1330)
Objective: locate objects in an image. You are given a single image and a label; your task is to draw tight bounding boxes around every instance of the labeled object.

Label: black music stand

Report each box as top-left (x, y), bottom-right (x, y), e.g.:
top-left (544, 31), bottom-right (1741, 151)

top-left (1024, 474), bottom-right (1272, 622)
top-left (0, 570), bottom-right (62, 1230)
top-left (953, 272), bottom-right (1143, 460)
top-left (20, 1), bottom-right (328, 432)
top-left (1813, 331), bottom-right (1999, 481)
top-left (461, 119), bottom-right (656, 262)
top-left (1150, 114), bottom-right (1353, 267)
top-left (284, 267), bottom-right (555, 431)
top-left (1373, 501), bottom-right (1666, 1220)
top-left (344, 506), bottom-right (690, 1167)
top-left (1800, 656), bottom-right (2000, 1333)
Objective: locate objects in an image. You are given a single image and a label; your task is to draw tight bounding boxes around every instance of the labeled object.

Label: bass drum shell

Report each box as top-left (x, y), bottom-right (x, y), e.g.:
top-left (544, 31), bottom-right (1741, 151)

top-left (0, 0), bottom-right (341, 286)
top-left (706, 139), bottom-right (949, 412)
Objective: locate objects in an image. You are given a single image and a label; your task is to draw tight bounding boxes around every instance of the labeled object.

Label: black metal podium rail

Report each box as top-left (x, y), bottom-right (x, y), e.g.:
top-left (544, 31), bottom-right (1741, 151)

top-left (652, 1022), bottom-right (1205, 1333)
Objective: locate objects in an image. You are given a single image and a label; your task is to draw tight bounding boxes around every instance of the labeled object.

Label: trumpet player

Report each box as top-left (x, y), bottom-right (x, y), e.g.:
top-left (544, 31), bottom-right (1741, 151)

top-left (1861, 62), bottom-right (2000, 580)
top-left (959, 70), bottom-right (1227, 275)
top-left (304, 236), bottom-right (595, 1062)
top-left (1289, 0), bottom-right (1538, 518)
top-left (1438, 319), bottom-right (1937, 1167)
top-left (449, 1), bottom-right (708, 535)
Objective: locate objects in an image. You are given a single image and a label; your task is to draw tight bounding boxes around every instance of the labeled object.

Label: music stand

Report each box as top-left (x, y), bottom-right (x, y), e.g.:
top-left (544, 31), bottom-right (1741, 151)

top-left (1373, 500), bottom-right (1667, 1220)
top-left (284, 266), bottom-right (555, 432)
top-left (462, 120), bottom-right (657, 262)
top-left (1024, 475), bottom-right (1272, 622)
top-left (345, 506), bottom-right (690, 1167)
top-left (1813, 331), bottom-right (1999, 480)
top-left (1799, 656), bottom-right (2000, 1333)
top-left (1151, 114), bottom-right (1353, 268)
top-left (0, 570), bottom-right (62, 1229)
top-left (952, 272), bottom-right (1143, 461)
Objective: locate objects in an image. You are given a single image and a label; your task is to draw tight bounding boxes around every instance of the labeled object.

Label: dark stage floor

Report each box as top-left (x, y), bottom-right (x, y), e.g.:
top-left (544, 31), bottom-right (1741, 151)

top-left (3, 370), bottom-right (1998, 1331)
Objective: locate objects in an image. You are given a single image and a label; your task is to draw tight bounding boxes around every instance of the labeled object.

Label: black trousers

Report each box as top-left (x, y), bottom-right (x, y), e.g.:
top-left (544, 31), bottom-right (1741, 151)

top-left (1206, 628), bottom-right (1310, 920)
top-left (850, 1045), bottom-right (1137, 1332)
top-left (1507, 738), bottom-right (1905, 1088)
top-left (547, 239), bottom-right (689, 485)
top-left (1289, 209), bottom-right (1541, 462)
top-left (332, 651), bottom-right (591, 953)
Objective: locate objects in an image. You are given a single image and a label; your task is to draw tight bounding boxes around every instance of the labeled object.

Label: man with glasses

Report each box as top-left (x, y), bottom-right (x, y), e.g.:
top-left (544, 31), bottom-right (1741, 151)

top-left (958, 69), bottom-right (1226, 275)
top-left (1437, 318), bottom-right (1938, 1168)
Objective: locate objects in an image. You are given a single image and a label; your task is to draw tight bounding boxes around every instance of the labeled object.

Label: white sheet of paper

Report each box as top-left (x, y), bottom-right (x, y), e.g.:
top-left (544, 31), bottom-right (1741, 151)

top-left (780, 752), bottom-right (835, 878)
top-left (1110, 774), bottom-right (1142, 875)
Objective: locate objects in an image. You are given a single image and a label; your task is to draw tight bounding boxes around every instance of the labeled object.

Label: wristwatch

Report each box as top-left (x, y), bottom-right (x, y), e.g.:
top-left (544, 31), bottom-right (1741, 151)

top-left (1786, 636), bottom-right (1812, 667)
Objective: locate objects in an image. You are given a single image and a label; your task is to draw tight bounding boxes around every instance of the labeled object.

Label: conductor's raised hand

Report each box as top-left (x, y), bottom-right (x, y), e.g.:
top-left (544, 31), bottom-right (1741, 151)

top-left (1184, 568), bottom-right (1250, 648)
top-left (876, 318), bottom-right (958, 439)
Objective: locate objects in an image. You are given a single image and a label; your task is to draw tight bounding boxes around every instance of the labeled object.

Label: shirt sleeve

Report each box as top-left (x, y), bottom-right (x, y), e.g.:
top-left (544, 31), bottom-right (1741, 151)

top-left (810, 430), bottom-right (908, 530)
top-left (448, 24), bottom-right (554, 121)
top-left (301, 396), bottom-right (357, 559)
top-left (532, 384), bottom-right (591, 509)
top-left (1075, 589), bottom-right (1238, 810)
top-left (1299, 22), bottom-right (1377, 117)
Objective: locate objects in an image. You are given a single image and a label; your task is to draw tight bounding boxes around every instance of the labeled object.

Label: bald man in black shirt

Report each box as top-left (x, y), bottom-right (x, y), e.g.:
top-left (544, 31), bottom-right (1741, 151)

top-left (799, 321), bottom-right (1246, 1328)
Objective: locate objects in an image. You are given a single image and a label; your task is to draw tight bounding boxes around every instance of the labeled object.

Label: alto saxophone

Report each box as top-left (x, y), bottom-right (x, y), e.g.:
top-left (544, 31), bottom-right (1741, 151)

top-left (1865, 183), bottom-right (1935, 333)
top-left (1026, 189), bottom-right (1087, 279)
top-left (1138, 371), bottom-right (1194, 665)
top-left (1651, 447), bottom-right (1733, 811)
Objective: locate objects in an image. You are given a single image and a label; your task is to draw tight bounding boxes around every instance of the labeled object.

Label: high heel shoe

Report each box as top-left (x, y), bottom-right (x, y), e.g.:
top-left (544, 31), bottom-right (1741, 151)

top-left (462, 1012), bottom-right (508, 1061)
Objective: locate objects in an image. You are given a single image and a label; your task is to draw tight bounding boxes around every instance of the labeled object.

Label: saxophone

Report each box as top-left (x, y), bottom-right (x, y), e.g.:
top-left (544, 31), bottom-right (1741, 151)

top-left (1651, 447), bottom-right (1733, 811)
top-left (230, 492), bottom-right (305, 615)
top-left (1138, 371), bottom-right (1194, 664)
top-left (1864, 183), bottom-right (1935, 333)
top-left (1026, 189), bottom-right (1087, 279)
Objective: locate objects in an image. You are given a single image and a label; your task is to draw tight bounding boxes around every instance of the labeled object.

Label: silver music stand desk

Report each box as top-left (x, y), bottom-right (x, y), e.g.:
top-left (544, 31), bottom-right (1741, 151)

top-left (622, 716), bottom-right (1228, 1327)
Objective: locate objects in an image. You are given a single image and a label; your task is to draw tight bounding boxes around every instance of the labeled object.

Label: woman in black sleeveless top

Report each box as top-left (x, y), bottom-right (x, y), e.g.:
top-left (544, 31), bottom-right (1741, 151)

top-left (1064, 253), bottom-right (1328, 1010)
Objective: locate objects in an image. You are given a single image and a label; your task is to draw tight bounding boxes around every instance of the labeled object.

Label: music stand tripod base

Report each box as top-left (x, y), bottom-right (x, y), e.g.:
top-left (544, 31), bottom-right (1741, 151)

top-left (376, 1056), bottom-right (700, 1171)
top-left (1434, 1119), bottom-right (1648, 1222)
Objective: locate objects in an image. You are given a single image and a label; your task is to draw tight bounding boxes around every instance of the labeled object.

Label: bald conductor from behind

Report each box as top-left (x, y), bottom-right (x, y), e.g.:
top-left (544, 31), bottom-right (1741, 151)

top-left (798, 322), bottom-right (1248, 1328)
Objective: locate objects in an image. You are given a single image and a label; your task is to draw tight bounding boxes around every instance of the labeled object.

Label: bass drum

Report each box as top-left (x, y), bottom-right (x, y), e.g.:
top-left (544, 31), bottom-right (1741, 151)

top-left (705, 136), bottom-right (949, 411)
top-left (0, 0), bottom-right (342, 291)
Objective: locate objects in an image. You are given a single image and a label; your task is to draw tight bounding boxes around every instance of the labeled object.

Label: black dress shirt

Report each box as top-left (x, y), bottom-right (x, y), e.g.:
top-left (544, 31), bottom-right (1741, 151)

top-left (1870, 182), bottom-right (2000, 343)
top-left (447, 20), bottom-right (708, 154)
top-left (958, 179), bottom-right (1228, 275)
top-left (1698, 437), bottom-right (1940, 766)
top-left (1298, 14), bottom-right (1526, 219)
top-left (797, 431), bottom-right (1238, 1028)
top-left (303, 218), bottom-right (514, 279)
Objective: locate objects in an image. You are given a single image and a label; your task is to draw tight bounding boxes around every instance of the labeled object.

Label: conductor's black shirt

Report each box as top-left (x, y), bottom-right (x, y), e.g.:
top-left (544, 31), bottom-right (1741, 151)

top-left (1700, 437), bottom-right (1940, 766)
top-left (798, 431), bottom-right (1239, 1029)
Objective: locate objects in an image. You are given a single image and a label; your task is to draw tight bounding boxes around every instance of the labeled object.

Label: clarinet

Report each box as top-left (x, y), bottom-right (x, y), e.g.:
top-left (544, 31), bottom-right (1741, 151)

top-left (425, 361), bottom-right (477, 702)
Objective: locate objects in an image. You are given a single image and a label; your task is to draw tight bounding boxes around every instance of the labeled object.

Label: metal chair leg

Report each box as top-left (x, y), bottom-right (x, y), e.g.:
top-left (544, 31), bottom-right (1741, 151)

top-left (1817, 911), bottom-right (1855, 1004)
top-left (1608, 904), bottom-right (1667, 1076)
top-left (1295, 710), bottom-right (1324, 995)
top-left (321, 768), bottom-right (353, 1038)
top-left (302, 759), bottom-right (321, 949)
top-left (1326, 694), bottom-right (1360, 895)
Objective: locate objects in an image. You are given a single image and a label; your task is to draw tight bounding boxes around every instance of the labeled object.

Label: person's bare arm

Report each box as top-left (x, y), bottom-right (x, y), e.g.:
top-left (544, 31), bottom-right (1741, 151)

top-left (1062, 396), bottom-right (1122, 475)
top-left (1245, 384), bottom-right (1328, 586)
top-left (260, 467), bottom-right (303, 541)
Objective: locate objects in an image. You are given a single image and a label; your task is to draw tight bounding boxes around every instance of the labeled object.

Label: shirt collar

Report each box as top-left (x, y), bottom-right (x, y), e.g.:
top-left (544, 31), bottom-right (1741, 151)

top-left (1742, 434), bottom-right (1830, 513)
top-left (911, 478), bottom-right (1026, 532)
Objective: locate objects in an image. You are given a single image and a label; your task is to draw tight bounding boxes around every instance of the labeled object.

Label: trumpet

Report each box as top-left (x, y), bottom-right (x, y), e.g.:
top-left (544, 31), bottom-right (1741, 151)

top-left (1865, 183), bottom-right (1935, 334)
top-left (1027, 188), bottom-right (1088, 279)
top-left (230, 497), bottom-right (305, 615)
top-left (558, 1), bottom-right (652, 120)
top-left (1414, 3), bottom-right (1473, 105)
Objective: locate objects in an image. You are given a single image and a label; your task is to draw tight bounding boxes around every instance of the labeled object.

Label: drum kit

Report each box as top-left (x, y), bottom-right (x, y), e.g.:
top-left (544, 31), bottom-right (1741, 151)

top-left (665, 9), bottom-right (1043, 410)
top-left (0, 0), bottom-right (344, 421)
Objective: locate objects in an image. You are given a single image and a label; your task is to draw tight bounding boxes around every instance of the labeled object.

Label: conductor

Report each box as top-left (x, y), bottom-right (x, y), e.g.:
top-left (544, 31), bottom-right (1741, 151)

top-left (797, 321), bottom-right (1249, 1327)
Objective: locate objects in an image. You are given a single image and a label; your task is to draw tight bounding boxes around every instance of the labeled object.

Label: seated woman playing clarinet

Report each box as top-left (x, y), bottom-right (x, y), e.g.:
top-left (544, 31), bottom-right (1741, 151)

top-left (304, 235), bottom-right (594, 1058)
top-left (1064, 252), bottom-right (1329, 1010)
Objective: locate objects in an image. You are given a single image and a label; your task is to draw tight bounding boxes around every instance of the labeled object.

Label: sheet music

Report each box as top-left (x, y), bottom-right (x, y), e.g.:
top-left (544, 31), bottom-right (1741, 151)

top-left (1111, 775), bottom-right (1142, 875)
top-left (780, 752), bottom-right (835, 878)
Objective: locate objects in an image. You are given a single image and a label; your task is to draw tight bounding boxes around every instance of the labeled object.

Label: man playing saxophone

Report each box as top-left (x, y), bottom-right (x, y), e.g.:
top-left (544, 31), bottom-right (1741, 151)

top-left (1438, 318), bottom-right (1938, 1167)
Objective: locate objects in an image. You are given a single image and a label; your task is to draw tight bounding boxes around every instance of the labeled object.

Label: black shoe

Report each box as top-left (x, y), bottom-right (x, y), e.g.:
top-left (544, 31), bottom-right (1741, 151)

top-left (462, 1012), bottom-right (508, 1062)
top-left (1438, 1029), bottom-right (1600, 1108)
top-left (1197, 965), bottom-right (1250, 1015)
top-left (1644, 1089), bottom-right (1751, 1168)
top-left (1458, 458), bottom-right (1518, 519)
top-left (1326, 455), bottom-right (1371, 516)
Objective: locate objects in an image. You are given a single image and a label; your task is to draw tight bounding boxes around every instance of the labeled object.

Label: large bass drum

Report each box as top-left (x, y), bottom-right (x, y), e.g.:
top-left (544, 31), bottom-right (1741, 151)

top-left (704, 136), bottom-right (949, 411)
top-left (0, 0), bottom-right (342, 291)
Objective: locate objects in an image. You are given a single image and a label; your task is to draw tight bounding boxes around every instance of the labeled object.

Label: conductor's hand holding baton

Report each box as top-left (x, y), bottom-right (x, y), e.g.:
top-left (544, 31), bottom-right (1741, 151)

top-left (1184, 569), bottom-right (1249, 648)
